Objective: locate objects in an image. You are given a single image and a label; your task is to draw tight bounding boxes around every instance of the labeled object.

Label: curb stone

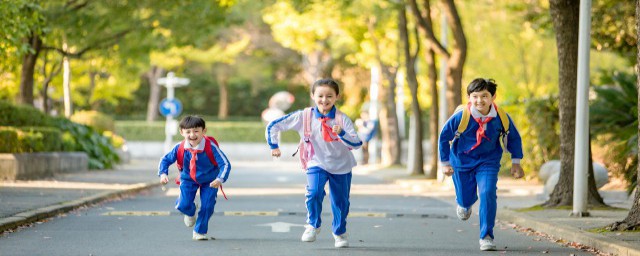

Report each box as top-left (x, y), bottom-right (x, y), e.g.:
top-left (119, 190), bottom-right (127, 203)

top-left (497, 209), bottom-right (640, 256)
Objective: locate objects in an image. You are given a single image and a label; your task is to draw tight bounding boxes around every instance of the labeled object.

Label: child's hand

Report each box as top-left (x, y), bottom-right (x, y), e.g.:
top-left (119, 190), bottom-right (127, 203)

top-left (160, 174), bottom-right (169, 184)
top-left (511, 164), bottom-right (524, 179)
top-left (442, 166), bottom-right (454, 176)
top-left (271, 148), bottom-right (281, 158)
top-left (210, 179), bottom-right (222, 188)
top-left (332, 125), bottom-right (342, 135)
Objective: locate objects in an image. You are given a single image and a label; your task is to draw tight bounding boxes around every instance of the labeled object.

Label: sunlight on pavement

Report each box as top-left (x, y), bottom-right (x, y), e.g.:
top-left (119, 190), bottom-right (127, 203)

top-left (0, 181), bottom-right (148, 190)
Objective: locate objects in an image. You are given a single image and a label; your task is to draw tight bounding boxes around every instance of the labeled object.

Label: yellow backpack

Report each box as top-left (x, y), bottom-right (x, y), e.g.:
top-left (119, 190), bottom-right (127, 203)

top-left (454, 103), bottom-right (510, 146)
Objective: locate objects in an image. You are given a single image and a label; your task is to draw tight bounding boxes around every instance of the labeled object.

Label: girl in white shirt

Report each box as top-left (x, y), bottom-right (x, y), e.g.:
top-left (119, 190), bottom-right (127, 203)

top-left (265, 78), bottom-right (362, 248)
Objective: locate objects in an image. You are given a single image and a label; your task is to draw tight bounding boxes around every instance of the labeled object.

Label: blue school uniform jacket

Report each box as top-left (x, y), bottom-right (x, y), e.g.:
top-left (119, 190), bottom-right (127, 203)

top-left (158, 138), bottom-right (231, 184)
top-left (438, 105), bottom-right (523, 170)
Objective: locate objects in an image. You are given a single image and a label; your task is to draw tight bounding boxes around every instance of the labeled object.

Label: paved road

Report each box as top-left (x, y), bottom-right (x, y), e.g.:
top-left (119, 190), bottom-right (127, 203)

top-left (0, 157), bottom-right (593, 255)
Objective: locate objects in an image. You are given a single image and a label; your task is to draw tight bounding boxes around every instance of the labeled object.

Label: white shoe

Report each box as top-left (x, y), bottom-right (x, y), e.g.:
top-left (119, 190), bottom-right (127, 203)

top-left (301, 225), bottom-right (320, 242)
top-left (479, 235), bottom-right (496, 251)
top-left (333, 233), bottom-right (349, 248)
top-left (456, 205), bottom-right (472, 221)
top-left (184, 214), bottom-right (196, 227)
top-left (192, 231), bottom-right (208, 240)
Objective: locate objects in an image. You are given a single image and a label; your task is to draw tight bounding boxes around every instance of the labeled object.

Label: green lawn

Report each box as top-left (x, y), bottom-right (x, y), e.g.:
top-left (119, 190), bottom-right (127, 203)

top-left (115, 120), bottom-right (300, 143)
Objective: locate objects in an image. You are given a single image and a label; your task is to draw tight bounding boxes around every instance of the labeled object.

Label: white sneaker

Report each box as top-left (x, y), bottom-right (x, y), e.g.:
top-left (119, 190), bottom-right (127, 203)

top-left (333, 233), bottom-right (349, 248)
top-left (192, 231), bottom-right (208, 240)
top-left (301, 225), bottom-right (320, 242)
top-left (479, 235), bottom-right (496, 251)
top-left (456, 205), bottom-right (472, 221)
top-left (184, 214), bottom-right (196, 227)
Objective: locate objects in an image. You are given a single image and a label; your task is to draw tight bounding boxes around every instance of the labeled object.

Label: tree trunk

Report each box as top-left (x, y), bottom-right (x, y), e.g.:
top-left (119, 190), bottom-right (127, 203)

top-left (400, 4), bottom-right (424, 176)
top-left (216, 66), bottom-right (229, 120)
top-left (544, 0), bottom-right (579, 207)
top-left (368, 16), bottom-right (401, 166)
top-left (410, 0), bottom-right (439, 178)
top-left (145, 66), bottom-right (164, 123)
top-left (588, 137), bottom-right (607, 206)
top-left (426, 46), bottom-right (438, 179)
top-left (441, 0), bottom-right (467, 115)
top-left (19, 34), bottom-right (42, 106)
top-left (609, 0), bottom-right (640, 231)
top-left (40, 53), bottom-right (61, 115)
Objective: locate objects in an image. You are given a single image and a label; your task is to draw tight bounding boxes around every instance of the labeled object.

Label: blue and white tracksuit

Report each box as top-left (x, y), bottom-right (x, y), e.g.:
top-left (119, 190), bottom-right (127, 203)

top-left (438, 104), bottom-right (523, 240)
top-left (266, 106), bottom-right (362, 235)
top-left (158, 138), bottom-right (231, 235)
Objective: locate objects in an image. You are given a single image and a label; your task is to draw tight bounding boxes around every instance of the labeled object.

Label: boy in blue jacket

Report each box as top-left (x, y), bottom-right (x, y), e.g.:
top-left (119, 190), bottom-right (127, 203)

top-left (438, 78), bottom-right (524, 251)
top-left (158, 115), bottom-right (231, 240)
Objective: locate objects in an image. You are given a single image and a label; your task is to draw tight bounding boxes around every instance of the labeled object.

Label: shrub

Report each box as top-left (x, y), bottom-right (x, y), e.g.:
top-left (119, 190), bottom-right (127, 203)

top-left (103, 131), bottom-right (126, 148)
top-left (18, 127), bottom-right (63, 152)
top-left (71, 110), bottom-right (115, 133)
top-left (51, 117), bottom-right (119, 169)
top-left (0, 100), bottom-right (52, 127)
top-left (0, 127), bottom-right (19, 153)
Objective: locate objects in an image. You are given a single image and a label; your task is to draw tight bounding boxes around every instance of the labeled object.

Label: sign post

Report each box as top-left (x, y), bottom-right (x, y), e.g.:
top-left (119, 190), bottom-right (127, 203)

top-left (158, 72), bottom-right (190, 153)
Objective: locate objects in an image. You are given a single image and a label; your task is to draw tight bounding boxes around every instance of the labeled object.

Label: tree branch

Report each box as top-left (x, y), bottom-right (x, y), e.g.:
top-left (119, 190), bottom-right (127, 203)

top-left (42, 28), bottom-right (133, 58)
top-left (408, 0), bottom-right (450, 58)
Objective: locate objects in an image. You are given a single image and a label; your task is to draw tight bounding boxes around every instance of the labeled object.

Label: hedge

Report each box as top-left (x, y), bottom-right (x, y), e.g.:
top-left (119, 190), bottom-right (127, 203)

top-left (115, 120), bottom-right (300, 143)
top-left (0, 126), bottom-right (63, 153)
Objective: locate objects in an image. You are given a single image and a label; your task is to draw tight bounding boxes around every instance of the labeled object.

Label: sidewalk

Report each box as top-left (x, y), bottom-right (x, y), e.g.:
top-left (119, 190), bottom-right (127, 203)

top-left (356, 164), bottom-right (640, 256)
top-left (0, 159), bottom-right (159, 232)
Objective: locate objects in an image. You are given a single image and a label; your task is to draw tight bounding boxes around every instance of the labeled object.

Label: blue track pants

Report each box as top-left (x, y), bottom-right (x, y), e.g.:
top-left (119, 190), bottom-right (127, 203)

top-left (175, 179), bottom-right (218, 235)
top-left (305, 167), bottom-right (352, 236)
top-left (451, 165), bottom-right (499, 240)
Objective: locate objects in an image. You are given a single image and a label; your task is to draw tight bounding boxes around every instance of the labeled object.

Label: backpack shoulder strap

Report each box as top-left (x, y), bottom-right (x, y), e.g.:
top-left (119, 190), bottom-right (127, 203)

top-left (176, 141), bottom-right (185, 171)
top-left (203, 136), bottom-right (219, 167)
top-left (302, 107), bottom-right (313, 140)
top-left (455, 104), bottom-right (470, 138)
top-left (494, 104), bottom-right (510, 134)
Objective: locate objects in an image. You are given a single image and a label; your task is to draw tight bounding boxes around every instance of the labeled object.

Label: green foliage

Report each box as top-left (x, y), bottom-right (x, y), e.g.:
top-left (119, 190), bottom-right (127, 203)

top-left (18, 126), bottom-right (62, 152)
top-left (0, 100), bottom-right (52, 127)
top-left (50, 117), bottom-right (119, 169)
top-left (499, 97), bottom-right (560, 177)
top-left (590, 70), bottom-right (638, 194)
top-left (115, 120), bottom-right (299, 143)
top-left (0, 127), bottom-right (20, 153)
top-left (102, 131), bottom-right (126, 149)
top-left (0, 126), bottom-right (62, 153)
top-left (70, 110), bottom-right (115, 133)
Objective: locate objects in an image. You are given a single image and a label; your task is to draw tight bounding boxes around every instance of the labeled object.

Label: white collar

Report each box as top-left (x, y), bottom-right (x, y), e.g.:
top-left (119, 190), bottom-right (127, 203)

top-left (470, 104), bottom-right (497, 119)
top-left (183, 138), bottom-right (206, 150)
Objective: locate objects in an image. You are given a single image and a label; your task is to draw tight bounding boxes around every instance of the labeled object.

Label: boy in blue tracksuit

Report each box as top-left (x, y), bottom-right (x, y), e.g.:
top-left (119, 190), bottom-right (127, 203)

top-left (438, 78), bottom-right (524, 251)
top-left (158, 115), bottom-right (231, 240)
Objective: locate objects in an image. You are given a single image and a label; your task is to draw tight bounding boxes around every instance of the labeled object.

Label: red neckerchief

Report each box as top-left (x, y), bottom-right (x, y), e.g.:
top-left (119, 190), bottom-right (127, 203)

top-left (465, 104), bottom-right (493, 153)
top-left (318, 117), bottom-right (339, 142)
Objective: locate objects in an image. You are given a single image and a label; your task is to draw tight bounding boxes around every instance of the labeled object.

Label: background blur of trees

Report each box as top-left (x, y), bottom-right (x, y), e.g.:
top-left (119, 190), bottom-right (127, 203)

top-left (0, 0), bottom-right (635, 180)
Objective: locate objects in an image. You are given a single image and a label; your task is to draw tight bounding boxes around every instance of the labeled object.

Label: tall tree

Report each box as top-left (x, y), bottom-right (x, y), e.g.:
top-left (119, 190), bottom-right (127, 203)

top-left (409, 0), bottom-right (439, 178)
top-left (408, 0), bottom-right (467, 115)
top-left (608, 0), bottom-right (640, 231)
top-left (399, 4), bottom-right (424, 176)
top-left (544, 0), bottom-right (605, 207)
top-left (369, 17), bottom-right (402, 166)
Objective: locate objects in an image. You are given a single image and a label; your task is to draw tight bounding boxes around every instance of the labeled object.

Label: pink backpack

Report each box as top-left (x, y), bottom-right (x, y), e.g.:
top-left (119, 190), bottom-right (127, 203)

top-left (294, 107), bottom-right (344, 170)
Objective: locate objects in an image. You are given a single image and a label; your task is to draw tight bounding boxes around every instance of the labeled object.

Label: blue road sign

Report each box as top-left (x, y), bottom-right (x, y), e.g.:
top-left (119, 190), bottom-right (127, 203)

top-left (159, 98), bottom-right (183, 117)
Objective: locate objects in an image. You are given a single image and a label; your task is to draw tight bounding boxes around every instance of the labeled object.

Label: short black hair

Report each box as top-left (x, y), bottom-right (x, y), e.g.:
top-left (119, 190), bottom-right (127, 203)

top-left (467, 78), bottom-right (497, 96)
top-left (311, 78), bottom-right (340, 95)
top-left (179, 115), bottom-right (206, 130)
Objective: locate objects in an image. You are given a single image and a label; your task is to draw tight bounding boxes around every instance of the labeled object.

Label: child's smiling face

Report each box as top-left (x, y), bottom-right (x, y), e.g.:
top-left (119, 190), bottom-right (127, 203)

top-left (180, 127), bottom-right (206, 147)
top-left (469, 89), bottom-right (496, 115)
top-left (311, 85), bottom-right (338, 115)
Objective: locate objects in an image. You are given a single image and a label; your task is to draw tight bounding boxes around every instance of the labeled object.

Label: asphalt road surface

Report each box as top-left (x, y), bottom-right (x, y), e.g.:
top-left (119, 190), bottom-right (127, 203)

top-left (0, 159), bottom-right (592, 256)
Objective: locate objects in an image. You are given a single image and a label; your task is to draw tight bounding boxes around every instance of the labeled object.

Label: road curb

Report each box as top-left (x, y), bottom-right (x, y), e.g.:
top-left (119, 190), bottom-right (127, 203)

top-left (497, 209), bottom-right (640, 256)
top-left (0, 182), bottom-right (159, 233)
